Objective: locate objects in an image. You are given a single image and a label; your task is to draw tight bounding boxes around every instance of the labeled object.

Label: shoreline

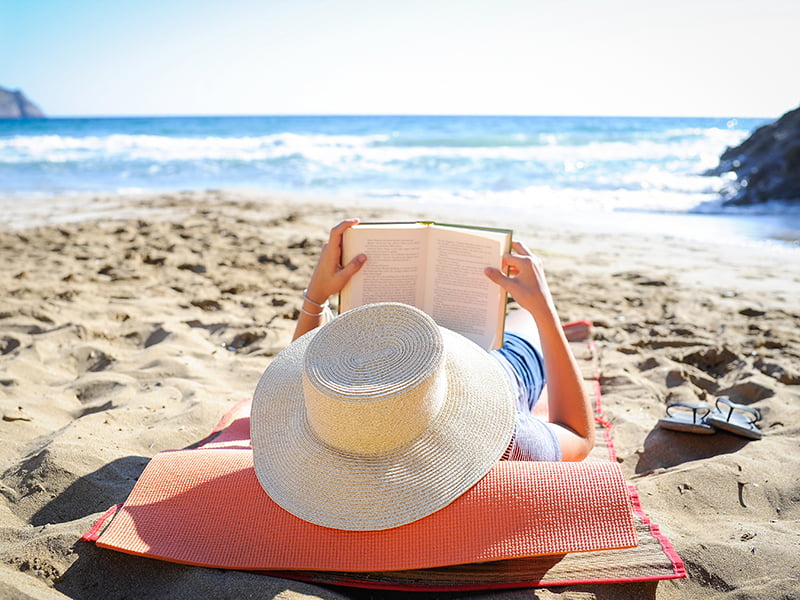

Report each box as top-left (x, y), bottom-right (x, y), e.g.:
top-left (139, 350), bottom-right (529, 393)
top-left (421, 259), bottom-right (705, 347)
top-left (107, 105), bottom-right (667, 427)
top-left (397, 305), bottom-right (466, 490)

top-left (3, 187), bottom-right (800, 250)
top-left (1, 190), bottom-right (799, 599)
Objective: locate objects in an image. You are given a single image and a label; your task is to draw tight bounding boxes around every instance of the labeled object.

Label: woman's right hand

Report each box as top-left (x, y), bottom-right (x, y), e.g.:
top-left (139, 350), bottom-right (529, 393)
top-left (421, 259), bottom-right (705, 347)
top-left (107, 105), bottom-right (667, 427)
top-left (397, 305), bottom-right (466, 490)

top-left (483, 241), bottom-right (555, 318)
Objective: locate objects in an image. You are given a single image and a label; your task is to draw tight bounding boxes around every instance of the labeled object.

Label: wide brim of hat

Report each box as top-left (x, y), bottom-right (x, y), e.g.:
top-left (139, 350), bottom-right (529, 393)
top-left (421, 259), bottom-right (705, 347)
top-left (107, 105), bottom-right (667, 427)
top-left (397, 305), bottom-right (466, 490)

top-left (251, 324), bottom-right (515, 531)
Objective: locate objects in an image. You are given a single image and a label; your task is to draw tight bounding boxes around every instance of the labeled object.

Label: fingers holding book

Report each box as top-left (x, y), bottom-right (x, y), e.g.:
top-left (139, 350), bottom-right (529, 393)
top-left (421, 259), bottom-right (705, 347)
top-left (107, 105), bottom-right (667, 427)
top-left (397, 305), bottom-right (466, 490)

top-left (306, 219), bottom-right (367, 305)
top-left (294, 219), bottom-right (367, 340)
top-left (484, 241), bottom-right (555, 317)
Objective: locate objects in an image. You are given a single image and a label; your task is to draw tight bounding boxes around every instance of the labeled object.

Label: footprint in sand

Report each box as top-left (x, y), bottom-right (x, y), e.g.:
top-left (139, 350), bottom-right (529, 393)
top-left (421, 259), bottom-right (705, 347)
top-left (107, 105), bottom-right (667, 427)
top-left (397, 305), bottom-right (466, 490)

top-left (1, 336), bottom-right (21, 355)
top-left (69, 345), bottom-right (115, 373)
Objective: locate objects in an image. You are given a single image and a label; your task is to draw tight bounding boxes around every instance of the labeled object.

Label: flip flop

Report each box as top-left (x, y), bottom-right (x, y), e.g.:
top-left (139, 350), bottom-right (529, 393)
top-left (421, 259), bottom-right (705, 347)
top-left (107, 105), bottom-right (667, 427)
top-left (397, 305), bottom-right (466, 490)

top-left (706, 397), bottom-right (763, 440)
top-left (657, 401), bottom-right (716, 434)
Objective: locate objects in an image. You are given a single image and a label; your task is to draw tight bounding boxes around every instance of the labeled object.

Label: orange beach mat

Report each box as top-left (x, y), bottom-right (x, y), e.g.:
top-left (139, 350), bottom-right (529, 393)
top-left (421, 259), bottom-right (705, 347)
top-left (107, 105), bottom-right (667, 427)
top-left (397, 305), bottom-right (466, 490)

top-left (92, 449), bottom-right (636, 572)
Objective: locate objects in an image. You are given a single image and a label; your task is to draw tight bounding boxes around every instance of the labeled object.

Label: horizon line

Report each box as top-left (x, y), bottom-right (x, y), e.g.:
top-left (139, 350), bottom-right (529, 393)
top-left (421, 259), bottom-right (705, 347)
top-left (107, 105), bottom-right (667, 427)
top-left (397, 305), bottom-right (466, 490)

top-left (15, 111), bottom-right (779, 121)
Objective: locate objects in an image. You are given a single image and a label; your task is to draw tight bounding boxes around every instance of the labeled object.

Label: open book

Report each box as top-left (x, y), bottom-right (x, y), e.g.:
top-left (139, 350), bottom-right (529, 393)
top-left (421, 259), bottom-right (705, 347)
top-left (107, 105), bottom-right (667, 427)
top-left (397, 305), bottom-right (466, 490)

top-left (340, 222), bottom-right (512, 350)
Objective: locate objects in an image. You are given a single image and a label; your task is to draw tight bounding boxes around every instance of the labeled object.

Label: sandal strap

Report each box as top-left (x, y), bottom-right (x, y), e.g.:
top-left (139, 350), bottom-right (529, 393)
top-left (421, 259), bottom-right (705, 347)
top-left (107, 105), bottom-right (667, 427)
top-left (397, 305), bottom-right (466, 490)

top-left (665, 401), bottom-right (712, 423)
top-left (715, 396), bottom-right (761, 422)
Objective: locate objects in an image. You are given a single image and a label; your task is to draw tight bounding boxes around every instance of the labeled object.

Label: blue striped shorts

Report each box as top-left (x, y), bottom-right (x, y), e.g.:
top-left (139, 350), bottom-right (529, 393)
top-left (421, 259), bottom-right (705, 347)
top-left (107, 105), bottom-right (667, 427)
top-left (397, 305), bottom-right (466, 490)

top-left (491, 332), bottom-right (546, 412)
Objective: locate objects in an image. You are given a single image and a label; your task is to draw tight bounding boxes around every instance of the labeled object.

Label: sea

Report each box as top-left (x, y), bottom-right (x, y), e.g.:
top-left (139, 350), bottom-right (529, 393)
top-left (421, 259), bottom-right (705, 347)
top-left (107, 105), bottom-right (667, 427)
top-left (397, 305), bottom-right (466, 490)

top-left (2, 115), bottom-right (799, 246)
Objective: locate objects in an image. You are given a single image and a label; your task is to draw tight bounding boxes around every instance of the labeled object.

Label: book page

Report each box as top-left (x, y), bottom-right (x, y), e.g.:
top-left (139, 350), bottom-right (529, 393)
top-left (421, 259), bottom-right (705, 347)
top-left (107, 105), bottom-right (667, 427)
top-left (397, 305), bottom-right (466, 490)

top-left (340, 224), bottom-right (428, 312)
top-left (426, 227), bottom-right (509, 349)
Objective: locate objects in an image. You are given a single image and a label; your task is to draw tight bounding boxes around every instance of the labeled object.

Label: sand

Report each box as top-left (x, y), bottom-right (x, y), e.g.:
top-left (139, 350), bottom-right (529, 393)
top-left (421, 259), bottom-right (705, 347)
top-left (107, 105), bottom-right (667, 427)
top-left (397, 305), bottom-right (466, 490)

top-left (1, 190), bottom-right (799, 599)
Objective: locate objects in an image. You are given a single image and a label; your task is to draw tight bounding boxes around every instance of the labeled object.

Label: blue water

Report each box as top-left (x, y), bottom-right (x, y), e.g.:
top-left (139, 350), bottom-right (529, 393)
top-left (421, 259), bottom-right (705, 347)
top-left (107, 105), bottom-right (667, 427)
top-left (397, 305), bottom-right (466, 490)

top-left (2, 115), bottom-right (799, 245)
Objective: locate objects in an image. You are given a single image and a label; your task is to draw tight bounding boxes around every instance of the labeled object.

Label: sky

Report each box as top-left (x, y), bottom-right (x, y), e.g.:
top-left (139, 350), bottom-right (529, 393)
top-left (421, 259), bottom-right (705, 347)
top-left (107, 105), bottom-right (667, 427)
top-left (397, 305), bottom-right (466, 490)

top-left (1, 0), bottom-right (798, 118)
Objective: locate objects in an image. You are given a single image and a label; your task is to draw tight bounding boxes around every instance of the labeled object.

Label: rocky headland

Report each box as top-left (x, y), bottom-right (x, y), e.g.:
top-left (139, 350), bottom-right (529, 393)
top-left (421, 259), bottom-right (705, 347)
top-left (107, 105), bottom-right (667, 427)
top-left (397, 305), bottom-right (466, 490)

top-left (707, 105), bottom-right (800, 206)
top-left (0, 86), bottom-right (46, 119)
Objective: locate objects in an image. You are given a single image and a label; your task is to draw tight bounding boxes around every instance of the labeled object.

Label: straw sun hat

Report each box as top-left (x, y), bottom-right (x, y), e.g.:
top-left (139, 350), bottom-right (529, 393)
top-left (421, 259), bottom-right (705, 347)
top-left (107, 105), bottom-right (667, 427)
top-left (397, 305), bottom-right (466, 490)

top-left (251, 302), bottom-right (516, 531)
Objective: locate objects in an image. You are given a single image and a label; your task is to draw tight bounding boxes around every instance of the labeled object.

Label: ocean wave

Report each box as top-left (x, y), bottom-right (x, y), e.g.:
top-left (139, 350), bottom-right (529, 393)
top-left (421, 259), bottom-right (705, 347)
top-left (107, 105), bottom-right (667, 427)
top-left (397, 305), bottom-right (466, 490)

top-left (0, 133), bottom-right (388, 164)
top-left (0, 125), bottom-right (748, 166)
top-left (372, 132), bottom-right (542, 148)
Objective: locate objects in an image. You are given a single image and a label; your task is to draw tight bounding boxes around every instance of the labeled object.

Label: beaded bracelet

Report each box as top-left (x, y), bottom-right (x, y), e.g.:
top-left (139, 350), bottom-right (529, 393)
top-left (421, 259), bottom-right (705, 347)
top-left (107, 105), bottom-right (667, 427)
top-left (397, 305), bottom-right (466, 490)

top-left (302, 288), bottom-right (329, 309)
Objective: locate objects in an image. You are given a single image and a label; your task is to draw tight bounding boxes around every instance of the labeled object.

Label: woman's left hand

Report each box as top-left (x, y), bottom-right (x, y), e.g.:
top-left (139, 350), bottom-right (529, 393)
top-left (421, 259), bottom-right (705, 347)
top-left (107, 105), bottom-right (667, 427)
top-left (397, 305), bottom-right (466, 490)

top-left (304, 218), bottom-right (367, 306)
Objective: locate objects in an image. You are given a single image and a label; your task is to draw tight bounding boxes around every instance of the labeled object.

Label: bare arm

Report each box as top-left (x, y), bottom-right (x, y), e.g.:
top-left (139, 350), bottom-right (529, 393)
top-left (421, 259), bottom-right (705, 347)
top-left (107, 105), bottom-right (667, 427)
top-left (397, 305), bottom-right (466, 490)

top-left (293, 219), bottom-right (367, 340)
top-left (484, 241), bottom-right (595, 461)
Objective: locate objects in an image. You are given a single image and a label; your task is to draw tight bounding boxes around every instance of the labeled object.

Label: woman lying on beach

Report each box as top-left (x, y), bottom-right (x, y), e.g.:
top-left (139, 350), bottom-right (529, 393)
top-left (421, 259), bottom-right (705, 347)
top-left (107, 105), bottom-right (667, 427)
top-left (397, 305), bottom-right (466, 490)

top-left (291, 218), bottom-right (595, 462)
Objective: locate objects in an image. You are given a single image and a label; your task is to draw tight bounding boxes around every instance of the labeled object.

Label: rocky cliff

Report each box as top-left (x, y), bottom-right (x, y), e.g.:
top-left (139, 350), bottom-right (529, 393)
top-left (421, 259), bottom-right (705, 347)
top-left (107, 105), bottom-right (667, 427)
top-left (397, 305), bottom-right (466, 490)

top-left (707, 106), bottom-right (800, 206)
top-left (0, 86), bottom-right (46, 119)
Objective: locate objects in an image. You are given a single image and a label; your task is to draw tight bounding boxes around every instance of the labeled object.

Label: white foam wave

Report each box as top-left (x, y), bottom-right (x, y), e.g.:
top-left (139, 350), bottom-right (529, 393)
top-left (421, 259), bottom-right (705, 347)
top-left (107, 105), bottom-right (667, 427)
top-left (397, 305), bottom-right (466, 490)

top-left (0, 133), bottom-right (389, 163)
top-left (0, 126), bottom-right (748, 168)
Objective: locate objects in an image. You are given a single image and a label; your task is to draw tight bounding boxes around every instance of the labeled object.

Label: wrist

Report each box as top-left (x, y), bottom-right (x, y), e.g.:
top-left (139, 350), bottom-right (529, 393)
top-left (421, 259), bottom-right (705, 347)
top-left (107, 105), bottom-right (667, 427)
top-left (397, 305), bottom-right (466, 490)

top-left (300, 291), bottom-right (333, 323)
top-left (303, 288), bottom-right (329, 309)
top-left (519, 296), bottom-right (558, 324)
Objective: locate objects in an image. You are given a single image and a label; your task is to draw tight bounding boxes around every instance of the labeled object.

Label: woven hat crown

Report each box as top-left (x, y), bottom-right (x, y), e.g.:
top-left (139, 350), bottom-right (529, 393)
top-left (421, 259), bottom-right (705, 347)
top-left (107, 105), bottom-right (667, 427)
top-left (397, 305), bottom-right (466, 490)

top-left (303, 303), bottom-right (446, 455)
